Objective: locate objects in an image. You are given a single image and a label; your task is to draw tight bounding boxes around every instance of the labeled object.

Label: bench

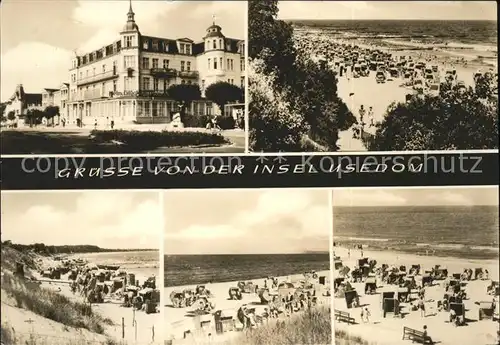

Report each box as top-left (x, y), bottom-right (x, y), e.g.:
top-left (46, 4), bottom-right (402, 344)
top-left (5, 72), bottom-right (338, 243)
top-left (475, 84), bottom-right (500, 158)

top-left (402, 326), bottom-right (434, 344)
top-left (334, 309), bottom-right (356, 324)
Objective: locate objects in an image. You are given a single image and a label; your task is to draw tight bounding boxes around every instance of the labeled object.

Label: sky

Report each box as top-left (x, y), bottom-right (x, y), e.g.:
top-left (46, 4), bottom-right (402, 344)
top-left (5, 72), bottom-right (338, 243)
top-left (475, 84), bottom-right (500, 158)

top-left (0, 0), bottom-right (246, 101)
top-left (1, 191), bottom-right (161, 249)
top-left (164, 189), bottom-right (331, 255)
top-left (278, 1), bottom-right (498, 21)
top-left (333, 187), bottom-right (499, 207)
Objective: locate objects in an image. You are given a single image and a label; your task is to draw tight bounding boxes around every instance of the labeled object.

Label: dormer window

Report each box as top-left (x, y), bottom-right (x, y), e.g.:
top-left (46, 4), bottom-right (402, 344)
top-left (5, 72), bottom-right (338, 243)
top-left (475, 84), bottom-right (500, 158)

top-left (186, 45), bottom-right (191, 55)
top-left (164, 42), bottom-right (169, 52)
top-left (153, 41), bottom-right (159, 51)
top-left (143, 41), bottom-right (149, 49)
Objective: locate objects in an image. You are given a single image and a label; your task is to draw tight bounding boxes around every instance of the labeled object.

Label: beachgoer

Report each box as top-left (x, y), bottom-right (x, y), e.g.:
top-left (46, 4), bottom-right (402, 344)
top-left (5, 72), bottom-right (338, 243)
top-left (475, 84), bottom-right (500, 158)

top-left (348, 249), bottom-right (351, 258)
top-left (365, 307), bottom-right (371, 323)
top-left (368, 107), bottom-right (374, 127)
top-left (359, 105), bottom-right (366, 123)
top-left (110, 120), bottom-right (115, 129)
top-left (360, 308), bottom-right (364, 322)
top-left (94, 119), bottom-right (97, 130)
top-left (423, 325), bottom-right (428, 339)
top-left (449, 307), bottom-right (456, 323)
top-left (419, 298), bottom-right (426, 317)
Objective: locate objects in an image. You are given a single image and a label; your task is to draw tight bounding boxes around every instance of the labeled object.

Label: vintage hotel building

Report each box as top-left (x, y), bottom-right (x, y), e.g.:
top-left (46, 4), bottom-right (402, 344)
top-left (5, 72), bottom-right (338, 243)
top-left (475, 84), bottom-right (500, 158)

top-left (66, 1), bottom-right (245, 125)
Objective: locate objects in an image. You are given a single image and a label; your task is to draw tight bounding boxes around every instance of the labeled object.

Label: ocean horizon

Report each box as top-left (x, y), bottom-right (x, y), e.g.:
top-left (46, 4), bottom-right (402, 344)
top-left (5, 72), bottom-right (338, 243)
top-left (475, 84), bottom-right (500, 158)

top-left (288, 19), bottom-right (497, 45)
top-left (333, 205), bottom-right (499, 260)
top-left (164, 253), bottom-right (330, 287)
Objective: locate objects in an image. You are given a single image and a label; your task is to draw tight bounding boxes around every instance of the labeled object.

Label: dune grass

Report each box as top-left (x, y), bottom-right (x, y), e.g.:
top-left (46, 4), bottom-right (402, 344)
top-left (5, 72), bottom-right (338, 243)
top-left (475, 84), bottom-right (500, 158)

top-left (335, 329), bottom-right (378, 345)
top-left (0, 324), bottom-right (123, 345)
top-left (2, 273), bottom-right (113, 334)
top-left (229, 306), bottom-right (332, 345)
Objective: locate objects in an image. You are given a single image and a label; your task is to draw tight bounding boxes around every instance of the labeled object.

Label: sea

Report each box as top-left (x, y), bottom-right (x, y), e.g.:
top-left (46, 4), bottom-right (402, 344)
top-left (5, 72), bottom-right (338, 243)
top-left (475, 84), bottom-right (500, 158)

top-left (333, 206), bottom-right (499, 260)
top-left (164, 253), bottom-right (330, 287)
top-left (290, 20), bottom-right (498, 46)
top-left (72, 250), bottom-right (160, 278)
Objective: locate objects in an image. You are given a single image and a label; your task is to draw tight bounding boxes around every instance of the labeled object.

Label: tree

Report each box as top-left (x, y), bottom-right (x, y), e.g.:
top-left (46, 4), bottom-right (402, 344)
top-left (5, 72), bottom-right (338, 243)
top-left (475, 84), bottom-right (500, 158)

top-left (0, 103), bottom-right (6, 117)
top-left (368, 80), bottom-right (498, 151)
top-left (25, 109), bottom-right (45, 127)
top-left (7, 111), bottom-right (16, 122)
top-left (205, 82), bottom-right (244, 113)
top-left (249, 59), bottom-right (308, 152)
top-left (167, 84), bottom-right (201, 122)
top-left (44, 106), bottom-right (60, 126)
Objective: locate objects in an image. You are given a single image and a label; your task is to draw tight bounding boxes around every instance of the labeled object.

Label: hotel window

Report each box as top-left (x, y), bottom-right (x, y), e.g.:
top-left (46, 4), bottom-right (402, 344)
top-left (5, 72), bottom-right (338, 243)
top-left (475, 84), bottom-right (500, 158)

top-left (142, 57), bottom-right (150, 69)
top-left (102, 64), bottom-right (106, 73)
top-left (231, 59), bottom-right (234, 70)
top-left (220, 58), bottom-right (223, 69)
top-left (219, 39), bottom-right (223, 48)
top-left (152, 58), bottom-right (159, 69)
top-left (163, 59), bottom-right (169, 69)
top-left (124, 56), bottom-right (135, 68)
top-left (213, 40), bottom-right (216, 49)
top-left (227, 59), bottom-right (230, 70)
top-left (144, 101), bottom-right (150, 116)
top-left (93, 67), bottom-right (96, 76)
top-left (181, 61), bottom-right (185, 72)
top-left (186, 45), bottom-right (191, 55)
top-left (101, 83), bottom-right (105, 94)
top-left (214, 59), bottom-right (217, 69)
top-left (126, 36), bottom-right (133, 47)
top-left (179, 43), bottom-right (185, 54)
top-left (240, 59), bottom-right (245, 71)
top-left (113, 80), bottom-right (117, 91)
top-left (208, 58), bottom-right (211, 70)
top-left (154, 78), bottom-right (159, 91)
top-left (241, 77), bottom-right (244, 88)
top-left (187, 61), bottom-right (191, 71)
top-left (158, 102), bottom-right (165, 117)
top-left (142, 77), bottom-right (150, 90)
top-left (137, 101), bottom-right (143, 116)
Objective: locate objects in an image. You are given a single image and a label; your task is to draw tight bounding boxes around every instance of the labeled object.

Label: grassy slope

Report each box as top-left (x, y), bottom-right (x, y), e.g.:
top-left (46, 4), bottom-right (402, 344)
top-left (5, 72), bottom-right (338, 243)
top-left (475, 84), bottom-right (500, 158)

top-left (227, 307), bottom-right (332, 345)
top-left (0, 246), bottom-right (122, 345)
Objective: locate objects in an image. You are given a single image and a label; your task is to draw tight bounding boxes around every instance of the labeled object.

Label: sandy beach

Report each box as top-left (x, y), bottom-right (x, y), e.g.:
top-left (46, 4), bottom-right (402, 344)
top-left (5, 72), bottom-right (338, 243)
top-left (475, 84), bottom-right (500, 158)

top-left (293, 27), bottom-right (498, 151)
top-left (29, 251), bottom-right (161, 344)
top-left (164, 270), bottom-right (331, 344)
top-left (333, 246), bottom-right (499, 345)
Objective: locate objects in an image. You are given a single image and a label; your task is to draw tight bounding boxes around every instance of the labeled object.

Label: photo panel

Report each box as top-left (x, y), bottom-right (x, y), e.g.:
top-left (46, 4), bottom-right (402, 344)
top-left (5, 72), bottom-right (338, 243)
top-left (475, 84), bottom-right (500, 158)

top-left (248, 1), bottom-right (498, 152)
top-left (1, 0), bottom-right (247, 155)
top-left (332, 186), bottom-right (499, 345)
top-left (0, 190), bottom-right (162, 345)
top-left (163, 189), bottom-right (333, 345)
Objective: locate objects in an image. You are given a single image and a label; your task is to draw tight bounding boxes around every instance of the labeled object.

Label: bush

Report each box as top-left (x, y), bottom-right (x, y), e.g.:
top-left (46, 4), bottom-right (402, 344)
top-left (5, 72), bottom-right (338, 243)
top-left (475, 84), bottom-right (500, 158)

top-left (368, 80), bottom-right (498, 151)
top-left (217, 115), bottom-right (236, 130)
top-left (90, 130), bottom-right (229, 150)
top-left (248, 59), bottom-right (308, 152)
top-left (183, 113), bottom-right (210, 128)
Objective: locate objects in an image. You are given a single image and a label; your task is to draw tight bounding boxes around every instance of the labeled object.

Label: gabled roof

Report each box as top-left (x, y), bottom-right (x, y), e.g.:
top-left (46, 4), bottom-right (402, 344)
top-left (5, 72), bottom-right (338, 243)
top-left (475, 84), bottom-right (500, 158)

top-left (177, 38), bottom-right (194, 43)
top-left (43, 88), bottom-right (59, 93)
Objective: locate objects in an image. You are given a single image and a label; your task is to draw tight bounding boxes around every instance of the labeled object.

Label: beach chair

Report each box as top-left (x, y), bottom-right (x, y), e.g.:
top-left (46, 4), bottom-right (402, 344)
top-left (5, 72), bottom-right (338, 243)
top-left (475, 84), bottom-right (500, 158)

top-left (477, 301), bottom-right (494, 320)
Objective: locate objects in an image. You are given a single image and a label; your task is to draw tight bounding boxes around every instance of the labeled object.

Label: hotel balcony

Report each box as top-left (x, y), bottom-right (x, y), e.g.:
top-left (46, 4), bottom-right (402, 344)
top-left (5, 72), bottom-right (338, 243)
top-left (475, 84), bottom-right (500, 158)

top-left (178, 70), bottom-right (199, 79)
top-left (76, 70), bottom-right (119, 87)
top-left (150, 68), bottom-right (177, 78)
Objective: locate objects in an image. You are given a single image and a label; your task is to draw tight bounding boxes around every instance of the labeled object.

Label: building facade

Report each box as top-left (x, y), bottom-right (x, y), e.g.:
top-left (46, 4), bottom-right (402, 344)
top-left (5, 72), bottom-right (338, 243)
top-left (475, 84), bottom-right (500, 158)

top-left (66, 2), bottom-right (245, 126)
top-left (41, 84), bottom-right (69, 125)
top-left (4, 84), bottom-right (42, 125)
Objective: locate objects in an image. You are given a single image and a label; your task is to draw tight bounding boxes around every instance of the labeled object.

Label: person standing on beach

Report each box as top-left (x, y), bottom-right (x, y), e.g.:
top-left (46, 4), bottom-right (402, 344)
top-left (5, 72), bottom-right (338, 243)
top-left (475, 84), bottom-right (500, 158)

top-left (364, 307), bottom-right (371, 323)
top-left (368, 107), bottom-right (374, 127)
top-left (419, 298), bottom-right (426, 317)
top-left (348, 249), bottom-right (351, 258)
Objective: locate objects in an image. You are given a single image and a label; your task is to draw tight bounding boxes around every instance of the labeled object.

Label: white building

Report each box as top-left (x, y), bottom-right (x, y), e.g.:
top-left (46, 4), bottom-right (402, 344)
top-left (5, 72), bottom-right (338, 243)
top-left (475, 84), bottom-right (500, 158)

top-left (4, 84), bottom-right (42, 126)
top-left (66, 1), bottom-right (245, 126)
